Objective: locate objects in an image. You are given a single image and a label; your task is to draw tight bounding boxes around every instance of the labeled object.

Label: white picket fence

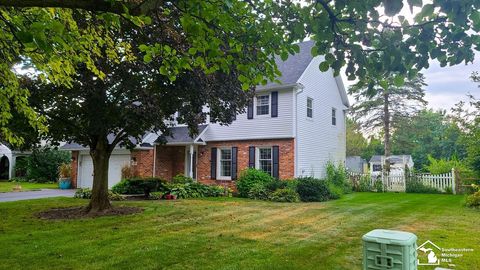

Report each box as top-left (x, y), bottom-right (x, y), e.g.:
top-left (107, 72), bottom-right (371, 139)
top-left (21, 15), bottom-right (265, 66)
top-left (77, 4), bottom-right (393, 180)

top-left (349, 168), bottom-right (456, 194)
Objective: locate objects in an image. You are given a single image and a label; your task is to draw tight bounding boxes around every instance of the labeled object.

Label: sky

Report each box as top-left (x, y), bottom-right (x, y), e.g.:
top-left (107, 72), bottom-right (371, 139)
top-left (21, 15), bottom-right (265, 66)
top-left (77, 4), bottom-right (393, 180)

top-left (343, 58), bottom-right (480, 111)
top-left (341, 2), bottom-right (480, 111)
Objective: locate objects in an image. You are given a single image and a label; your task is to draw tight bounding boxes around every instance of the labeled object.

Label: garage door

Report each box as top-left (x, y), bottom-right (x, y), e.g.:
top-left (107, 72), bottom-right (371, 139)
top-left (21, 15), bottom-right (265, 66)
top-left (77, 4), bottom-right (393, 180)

top-left (78, 154), bottom-right (130, 188)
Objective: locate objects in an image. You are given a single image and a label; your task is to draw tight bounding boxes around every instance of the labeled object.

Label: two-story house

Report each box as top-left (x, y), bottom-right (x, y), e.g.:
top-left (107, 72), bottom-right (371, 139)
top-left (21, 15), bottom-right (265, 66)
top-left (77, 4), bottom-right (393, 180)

top-left (63, 40), bottom-right (349, 188)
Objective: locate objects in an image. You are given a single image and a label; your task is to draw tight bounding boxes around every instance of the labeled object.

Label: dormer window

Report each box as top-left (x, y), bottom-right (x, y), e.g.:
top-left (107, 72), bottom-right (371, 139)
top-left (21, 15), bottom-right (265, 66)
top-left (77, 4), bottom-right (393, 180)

top-left (256, 95), bottom-right (270, 115)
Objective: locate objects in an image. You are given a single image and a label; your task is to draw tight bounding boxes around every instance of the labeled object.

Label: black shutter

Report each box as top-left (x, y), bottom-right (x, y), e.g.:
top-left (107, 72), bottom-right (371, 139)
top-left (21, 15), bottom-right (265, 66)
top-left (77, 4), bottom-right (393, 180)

top-left (271, 91), bottom-right (278, 117)
top-left (272, 145), bottom-right (279, 179)
top-left (247, 98), bottom-right (254, 119)
top-left (231, 147), bottom-right (238, 180)
top-left (211, 147), bottom-right (217, 179)
top-left (248, 146), bottom-right (255, 168)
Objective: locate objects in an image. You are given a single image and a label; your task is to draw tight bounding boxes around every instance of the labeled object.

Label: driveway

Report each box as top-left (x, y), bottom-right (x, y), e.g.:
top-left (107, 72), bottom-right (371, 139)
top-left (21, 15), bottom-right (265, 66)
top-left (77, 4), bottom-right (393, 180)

top-left (0, 189), bottom-right (75, 202)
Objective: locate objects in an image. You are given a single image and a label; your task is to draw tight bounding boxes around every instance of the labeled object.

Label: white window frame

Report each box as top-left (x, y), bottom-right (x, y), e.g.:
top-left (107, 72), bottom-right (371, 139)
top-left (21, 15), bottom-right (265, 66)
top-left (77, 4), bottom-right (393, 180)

top-left (217, 148), bottom-right (232, 180)
top-left (307, 97), bottom-right (313, 118)
top-left (255, 146), bottom-right (273, 176)
top-left (255, 94), bottom-right (270, 116)
top-left (332, 108), bottom-right (337, 126)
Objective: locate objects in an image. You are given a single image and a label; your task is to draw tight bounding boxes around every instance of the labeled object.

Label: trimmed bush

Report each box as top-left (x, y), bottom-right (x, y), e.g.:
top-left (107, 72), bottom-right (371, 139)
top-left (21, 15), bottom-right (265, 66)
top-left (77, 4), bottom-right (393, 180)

top-left (296, 177), bottom-right (334, 202)
top-left (270, 188), bottom-right (300, 202)
top-left (111, 177), bottom-right (166, 197)
top-left (247, 183), bottom-right (271, 200)
top-left (236, 168), bottom-right (274, 197)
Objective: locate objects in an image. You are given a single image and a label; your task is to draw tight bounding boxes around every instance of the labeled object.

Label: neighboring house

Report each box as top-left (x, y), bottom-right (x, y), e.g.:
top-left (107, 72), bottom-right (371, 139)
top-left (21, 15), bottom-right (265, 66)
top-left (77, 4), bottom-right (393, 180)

top-left (369, 155), bottom-right (414, 175)
top-left (65, 40), bottom-right (350, 188)
top-left (346, 156), bottom-right (368, 174)
top-left (0, 143), bottom-right (31, 180)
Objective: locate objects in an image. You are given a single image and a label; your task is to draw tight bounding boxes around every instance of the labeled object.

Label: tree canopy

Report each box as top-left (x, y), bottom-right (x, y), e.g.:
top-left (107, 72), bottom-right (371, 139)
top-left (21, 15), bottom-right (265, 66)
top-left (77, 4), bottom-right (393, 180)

top-left (1, 0), bottom-right (480, 145)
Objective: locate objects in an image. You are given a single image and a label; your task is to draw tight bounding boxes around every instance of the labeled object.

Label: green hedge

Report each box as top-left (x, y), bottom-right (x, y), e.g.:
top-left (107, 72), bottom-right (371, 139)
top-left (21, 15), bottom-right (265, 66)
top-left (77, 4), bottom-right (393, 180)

top-left (111, 177), bottom-right (166, 197)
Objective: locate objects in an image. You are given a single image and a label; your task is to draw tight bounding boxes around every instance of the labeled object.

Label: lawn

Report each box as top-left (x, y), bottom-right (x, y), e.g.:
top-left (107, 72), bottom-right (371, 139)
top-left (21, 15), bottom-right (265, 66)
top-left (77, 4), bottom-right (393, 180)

top-left (0, 181), bottom-right (58, 193)
top-left (0, 193), bottom-right (478, 270)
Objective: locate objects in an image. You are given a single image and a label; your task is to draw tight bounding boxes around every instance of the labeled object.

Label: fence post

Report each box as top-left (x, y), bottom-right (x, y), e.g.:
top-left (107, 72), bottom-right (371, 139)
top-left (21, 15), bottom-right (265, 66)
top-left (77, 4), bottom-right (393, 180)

top-left (452, 168), bottom-right (456, 195)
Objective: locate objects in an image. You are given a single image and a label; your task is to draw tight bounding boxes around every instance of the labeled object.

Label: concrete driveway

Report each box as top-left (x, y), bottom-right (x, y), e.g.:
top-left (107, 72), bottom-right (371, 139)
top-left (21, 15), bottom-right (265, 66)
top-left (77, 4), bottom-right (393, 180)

top-left (0, 189), bottom-right (75, 202)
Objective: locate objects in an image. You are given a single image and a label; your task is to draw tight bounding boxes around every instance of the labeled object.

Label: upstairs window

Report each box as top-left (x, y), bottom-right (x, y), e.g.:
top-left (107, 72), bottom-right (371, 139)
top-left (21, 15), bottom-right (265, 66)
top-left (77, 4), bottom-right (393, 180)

top-left (307, 97), bottom-right (313, 118)
top-left (332, 108), bottom-right (337, 126)
top-left (257, 147), bottom-right (273, 175)
top-left (256, 95), bottom-right (270, 115)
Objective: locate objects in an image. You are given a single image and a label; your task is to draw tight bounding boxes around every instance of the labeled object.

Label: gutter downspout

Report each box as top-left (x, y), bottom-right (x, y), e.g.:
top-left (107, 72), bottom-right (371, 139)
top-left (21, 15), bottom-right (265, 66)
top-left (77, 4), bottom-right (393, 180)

top-left (152, 144), bottom-right (156, 177)
top-left (294, 84), bottom-right (304, 178)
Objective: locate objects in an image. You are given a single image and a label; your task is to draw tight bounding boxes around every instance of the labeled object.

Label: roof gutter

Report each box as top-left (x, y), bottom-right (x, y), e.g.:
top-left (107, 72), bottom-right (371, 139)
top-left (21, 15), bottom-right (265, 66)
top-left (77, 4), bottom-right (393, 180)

top-left (256, 83), bottom-right (303, 92)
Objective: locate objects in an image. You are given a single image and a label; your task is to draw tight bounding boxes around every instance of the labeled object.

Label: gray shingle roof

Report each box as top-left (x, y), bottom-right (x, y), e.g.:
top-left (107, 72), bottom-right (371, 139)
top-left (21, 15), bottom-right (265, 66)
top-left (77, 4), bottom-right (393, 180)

top-left (60, 132), bottom-right (158, 151)
top-left (156, 125), bottom-right (208, 144)
top-left (260, 40), bottom-right (315, 89)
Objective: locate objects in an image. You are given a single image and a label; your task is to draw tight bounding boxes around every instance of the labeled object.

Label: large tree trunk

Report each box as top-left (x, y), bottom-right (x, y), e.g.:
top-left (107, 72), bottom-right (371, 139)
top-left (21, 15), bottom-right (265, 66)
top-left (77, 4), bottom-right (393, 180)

top-left (383, 90), bottom-right (391, 172)
top-left (86, 139), bottom-right (112, 212)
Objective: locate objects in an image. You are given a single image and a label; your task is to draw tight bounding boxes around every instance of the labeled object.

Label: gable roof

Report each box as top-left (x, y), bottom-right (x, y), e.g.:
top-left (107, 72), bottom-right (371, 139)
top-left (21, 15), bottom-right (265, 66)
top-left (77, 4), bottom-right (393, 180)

top-left (258, 40), bottom-right (349, 107)
top-left (156, 125), bottom-right (208, 145)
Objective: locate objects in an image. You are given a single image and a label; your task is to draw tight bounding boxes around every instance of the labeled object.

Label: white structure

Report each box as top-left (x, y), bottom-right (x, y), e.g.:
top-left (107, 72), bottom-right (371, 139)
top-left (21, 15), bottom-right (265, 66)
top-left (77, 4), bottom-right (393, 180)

top-left (369, 155), bottom-right (414, 175)
top-left (0, 143), bottom-right (31, 180)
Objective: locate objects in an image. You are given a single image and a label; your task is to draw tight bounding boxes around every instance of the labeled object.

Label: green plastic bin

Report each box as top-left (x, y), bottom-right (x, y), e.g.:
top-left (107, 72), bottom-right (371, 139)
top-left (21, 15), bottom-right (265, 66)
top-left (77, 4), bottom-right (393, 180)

top-left (363, 229), bottom-right (417, 270)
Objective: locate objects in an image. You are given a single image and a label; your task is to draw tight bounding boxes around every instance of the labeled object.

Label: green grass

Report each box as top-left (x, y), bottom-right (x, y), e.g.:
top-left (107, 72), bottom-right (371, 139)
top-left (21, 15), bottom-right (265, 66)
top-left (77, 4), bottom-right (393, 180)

top-left (0, 193), bottom-right (479, 270)
top-left (0, 181), bottom-right (58, 192)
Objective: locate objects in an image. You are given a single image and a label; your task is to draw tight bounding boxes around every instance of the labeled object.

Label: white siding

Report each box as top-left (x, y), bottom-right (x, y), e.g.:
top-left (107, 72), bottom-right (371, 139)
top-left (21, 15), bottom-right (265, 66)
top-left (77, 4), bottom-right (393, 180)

top-left (295, 56), bottom-right (347, 178)
top-left (204, 89), bottom-right (295, 141)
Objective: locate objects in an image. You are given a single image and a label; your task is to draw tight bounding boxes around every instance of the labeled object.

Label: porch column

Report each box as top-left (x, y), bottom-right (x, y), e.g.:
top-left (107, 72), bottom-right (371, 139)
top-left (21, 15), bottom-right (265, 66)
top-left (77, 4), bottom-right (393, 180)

top-left (189, 144), bottom-right (194, 178)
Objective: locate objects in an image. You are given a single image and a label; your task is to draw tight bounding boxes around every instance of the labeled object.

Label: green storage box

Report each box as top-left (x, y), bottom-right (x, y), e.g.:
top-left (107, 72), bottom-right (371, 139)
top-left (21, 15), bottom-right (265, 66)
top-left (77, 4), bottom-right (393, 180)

top-left (363, 229), bottom-right (417, 270)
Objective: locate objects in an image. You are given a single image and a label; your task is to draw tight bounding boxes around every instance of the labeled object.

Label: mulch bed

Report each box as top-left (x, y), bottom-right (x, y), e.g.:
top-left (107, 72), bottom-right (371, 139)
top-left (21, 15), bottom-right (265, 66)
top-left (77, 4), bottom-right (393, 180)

top-left (36, 206), bottom-right (143, 220)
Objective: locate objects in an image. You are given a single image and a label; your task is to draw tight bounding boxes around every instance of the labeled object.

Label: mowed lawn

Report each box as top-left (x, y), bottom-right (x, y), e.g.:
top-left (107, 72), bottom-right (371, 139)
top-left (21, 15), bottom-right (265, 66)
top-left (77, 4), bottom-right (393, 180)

top-left (0, 182), bottom-right (58, 193)
top-left (0, 193), bottom-right (479, 270)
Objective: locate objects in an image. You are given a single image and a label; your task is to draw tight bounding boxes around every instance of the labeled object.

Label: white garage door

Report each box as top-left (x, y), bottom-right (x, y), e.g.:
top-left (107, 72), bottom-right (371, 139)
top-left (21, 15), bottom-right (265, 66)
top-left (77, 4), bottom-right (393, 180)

top-left (78, 154), bottom-right (130, 188)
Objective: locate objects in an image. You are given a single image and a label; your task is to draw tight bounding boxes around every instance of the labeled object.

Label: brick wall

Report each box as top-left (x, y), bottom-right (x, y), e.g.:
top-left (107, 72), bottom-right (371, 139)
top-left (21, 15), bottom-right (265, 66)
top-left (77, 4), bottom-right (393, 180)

top-left (155, 145), bottom-right (185, 180)
top-left (131, 149), bottom-right (154, 178)
top-left (196, 138), bottom-right (295, 187)
top-left (71, 151), bottom-right (79, 188)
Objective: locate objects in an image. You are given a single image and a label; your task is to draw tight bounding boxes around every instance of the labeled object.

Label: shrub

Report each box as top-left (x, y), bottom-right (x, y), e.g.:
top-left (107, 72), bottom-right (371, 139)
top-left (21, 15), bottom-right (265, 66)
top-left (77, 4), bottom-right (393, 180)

top-left (163, 182), bottom-right (231, 199)
top-left (25, 147), bottom-right (71, 182)
top-left (326, 162), bottom-right (352, 194)
top-left (172, 174), bottom-right (194, 184)
top-left (327, 183), bottom-right (343, 199)
top-left (74, 188), bottom-right (125, 201)
top-left (206, 185), bottom-right (232, 197)
top-left (405, 178), bottom-right (441, 194)
top-left (149, 191), bottom-right (164, 200)
top-left (373, 179), bottom-right (384, 193)
top-left (247, 183), bottom-right (271, 200)
top-left (466, 192), bottom-right (480, 208)
top-left (296, 177), bottom-right (334, 202)
top-left (236, 168), bottom-right (274, 197)
top-left (425, 155), bottom-right (470, 174)
top-left (270, 188), bottom-right (300, 202)
top-left (111, 177), bottom-right (166, 197)
top-left (355, 174), bottom-right (372, 192)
